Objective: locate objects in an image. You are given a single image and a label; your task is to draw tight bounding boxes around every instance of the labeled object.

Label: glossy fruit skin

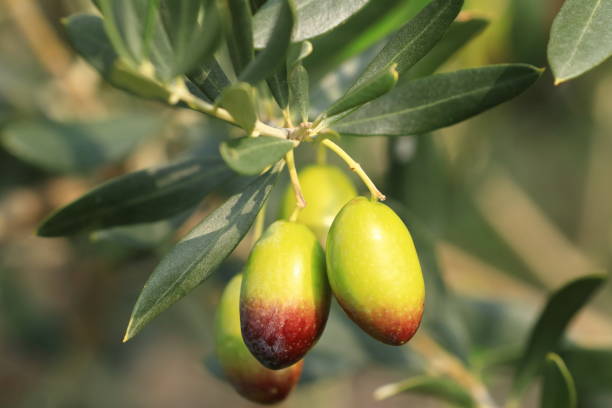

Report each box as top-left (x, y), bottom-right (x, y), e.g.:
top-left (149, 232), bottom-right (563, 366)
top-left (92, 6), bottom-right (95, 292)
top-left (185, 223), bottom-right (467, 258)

top-left (215, 274), bottom-right (303, 404)
top-left (241, 220), bottom-right (330, 369)
top-left (326, 197), bottom-right (425, 345)
top-left (281, 165), bottom-right (357, 244)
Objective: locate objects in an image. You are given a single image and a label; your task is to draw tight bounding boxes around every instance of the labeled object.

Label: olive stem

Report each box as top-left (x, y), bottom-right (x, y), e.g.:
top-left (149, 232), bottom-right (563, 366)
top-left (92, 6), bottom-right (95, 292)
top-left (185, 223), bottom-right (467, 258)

top-left (410, 334), bottom-right (500, 408)
top-left (285, 149), bottom-right (306, 211)
top-left (316, 141), bottom-right (327, 165)
top-left (321, 139), bottom-right (386, 201)
top-left (176, 82), bottom-right (289, 139)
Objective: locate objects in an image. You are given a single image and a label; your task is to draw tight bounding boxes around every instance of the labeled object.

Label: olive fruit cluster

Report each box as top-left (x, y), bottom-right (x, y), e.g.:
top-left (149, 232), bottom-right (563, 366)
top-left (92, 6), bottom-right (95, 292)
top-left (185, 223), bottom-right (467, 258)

top-left (214, 165), bottom-right (425, 404)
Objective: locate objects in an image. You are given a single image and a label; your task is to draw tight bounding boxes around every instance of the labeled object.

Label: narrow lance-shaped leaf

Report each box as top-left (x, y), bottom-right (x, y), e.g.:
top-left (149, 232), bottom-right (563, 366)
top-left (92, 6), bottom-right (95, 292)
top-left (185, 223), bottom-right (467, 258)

top-left (334, 64), bottom-right (543, 137)
top-left (123, 164), bottom-right (282, 341)
top-left (1, 116), bottom-right (160, 173)
top-left (223, 0), bottom-right (255, 75)
top-left (220, 135), bottom-right (294, 175)
top-left (374, 375), bottom-right (475, 407)
top-left (63, 14), bottom-right (171, 101)
top-left (541, 353), bottom-right (577, 408)
top-left (325, 64), bottom-right (398, 118)
top-left (159, 0), bottom-right (222, 79)
top-left (253, 0), bottom-right (369, 48)
top-left (405, 16), bottom-right (489, 81)
top-left (37, 158), bottom-right (233, 236)
top-left (348, 0), bottom-right (463, 90)
top-left (548, 0), bottom-right (612, 84)
top-left (240, 0), bottom-right (295, 85)
top-left (512, 274), bottom-right (607, 397)
top-left (188, 58), bottom-right (231, 101)
top-left (289, 64), bottom-right (309, 123)
top-left (217, 82), bottom-right (258, 135)
top-left (266, 41), bottom-right (312, 110)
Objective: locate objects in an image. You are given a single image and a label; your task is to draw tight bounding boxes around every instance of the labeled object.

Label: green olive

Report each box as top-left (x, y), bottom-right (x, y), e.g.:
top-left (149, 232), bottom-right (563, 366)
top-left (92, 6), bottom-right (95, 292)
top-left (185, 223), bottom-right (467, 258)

top-left (326, 197), bottom-right (425, 345)
top-left (241, 220), bottom-right (330, 369)
top-left (214, 274), bottom-right (303, 404)
top-left (281, 164), bottom-right (357, 244)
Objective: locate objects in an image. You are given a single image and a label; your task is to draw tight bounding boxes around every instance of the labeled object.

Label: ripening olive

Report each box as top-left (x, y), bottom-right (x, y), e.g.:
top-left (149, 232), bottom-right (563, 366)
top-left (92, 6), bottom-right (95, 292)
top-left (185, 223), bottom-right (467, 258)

top-left (281, 165), bottom-right (357, 244)
top-left (241, 220), bottom-right (330, 369)
top-left (214, 274), bottom-right (303, 404)
top-left (326, 197), bottom-right (425, 345)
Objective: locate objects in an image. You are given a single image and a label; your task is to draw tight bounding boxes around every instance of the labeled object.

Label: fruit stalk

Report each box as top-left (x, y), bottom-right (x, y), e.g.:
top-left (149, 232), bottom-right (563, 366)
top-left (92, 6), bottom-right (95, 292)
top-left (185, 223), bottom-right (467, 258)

top-left (321, 138), bottom-right (386, 201)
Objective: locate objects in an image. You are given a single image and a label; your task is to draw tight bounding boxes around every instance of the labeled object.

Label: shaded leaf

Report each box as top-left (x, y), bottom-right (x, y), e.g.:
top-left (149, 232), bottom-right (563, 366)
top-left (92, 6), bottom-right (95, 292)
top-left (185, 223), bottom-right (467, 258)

top-left (541, 353), bottom-right (577, 408)
top-left (240, 0), bottom-right (295, 85)
top-left (374, 375), bottom-right (475, 407)
top-left (217, 82), bottom-right (258, 135)
top-left (223, 0), bottom-right (255, 75)
top-left (123, 165), bottom-right (281, 341)
top-left (253, 0), bottom-right (369, 48)
top-left (187, 58), bottom-right (231, 101)
top-left (325, 64), bottom-right (398, 118)
top-left (38, 158), bottom-right (232, 236)
top-left (348, 0), bottom-right (463, 90)
top-left (405, 17), bottom-right (489, 80)
top-left (334, 64), bottom-right (542, 137)
top-left (562, 346), bottom-right (612, 401)
top-left (289, 64), bottom-right (309, 123)
top-left (548, 0), bottom-right (612, 84)
top-left (159, 0), bottom-right (222, 79)
top-left (220, 135), bottom-right (293, 175)
top-left (512, 274), bottom-right (607, 397)
top-left (1, 116), bottom-right (159, 173)
top-left (267, 65), bottom-right (289, 109)
top-left (63, 13), bottom-right (171, 101)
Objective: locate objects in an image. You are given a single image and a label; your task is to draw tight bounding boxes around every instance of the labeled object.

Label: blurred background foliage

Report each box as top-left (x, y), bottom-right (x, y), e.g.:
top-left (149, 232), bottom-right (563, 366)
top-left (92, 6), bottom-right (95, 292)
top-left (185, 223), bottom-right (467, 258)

top-left (0, 0), bottom-right (611, 407)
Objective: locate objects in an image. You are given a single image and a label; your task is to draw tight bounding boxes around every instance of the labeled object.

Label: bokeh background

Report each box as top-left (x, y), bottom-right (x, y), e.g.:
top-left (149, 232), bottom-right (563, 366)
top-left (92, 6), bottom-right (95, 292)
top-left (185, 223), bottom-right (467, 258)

top-left (1, 0), bottom-right (611, 407)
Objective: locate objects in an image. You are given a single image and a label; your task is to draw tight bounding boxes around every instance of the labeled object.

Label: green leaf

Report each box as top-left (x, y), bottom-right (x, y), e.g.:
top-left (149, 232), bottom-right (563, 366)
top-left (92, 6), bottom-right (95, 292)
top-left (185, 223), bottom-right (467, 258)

top-left (253, 0), bottom-right (369, 48)
top-left (63, 13), bottom-right (171, 101)
top-left (405, 17), bottom-right (489, 80)
top-left (334, 64), bottom-right (542, 137)
top-left (217, 82), bottom-right (258, 135)
top-left (267, 65), bottom-right (289, 109)
top-left (240, 0), bottom-right (296, 85)
top-left (187, 58), bottom-right (231, 101)
top-left (289, 64), bottom-right (309, 123)
top-left (548, 0), bottom-right (612, 84)
top-left (159, 0), bottom-right (222, 79)
top-left (512, 274), bottom-right (607, 397)
top-left (222, 0), bottom-right (255, 75)
top-left (348, 0), bottom-right (463, 90)
top-left (123, 164), bottom-right (281, 341)
top-left (96, 0), bottom-right (152, 69)
top-left (220, 136), bottom-right (293, 175)
top-left (541, 353), bottom-right (577, 408)
top-left (325, 64), bottom-right (398, 118)
top-left (562, 347), bottom-right (612, 397)
top-left (37, 157), bottom-right (232, 236)
top-left (374, 375), bottom-right (475, 407)
top-left (305, 0), bottom-right (431, 80)
top-left (1, 116), bottom-right (159, 173)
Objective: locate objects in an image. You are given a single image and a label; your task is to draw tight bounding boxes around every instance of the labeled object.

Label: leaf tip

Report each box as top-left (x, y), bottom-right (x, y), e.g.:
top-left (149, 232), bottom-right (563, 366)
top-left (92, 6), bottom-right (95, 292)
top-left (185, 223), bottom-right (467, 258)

top-left (123, 318), bottom-right (137, 343)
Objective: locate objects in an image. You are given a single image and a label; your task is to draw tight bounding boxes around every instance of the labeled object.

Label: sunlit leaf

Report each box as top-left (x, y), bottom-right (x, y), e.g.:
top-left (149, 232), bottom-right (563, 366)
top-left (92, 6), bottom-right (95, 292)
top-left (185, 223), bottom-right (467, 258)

top-left (289, 64), bottom-right (309, 123)
top-left (220, 135), bottom-right (293, 175)
top-left (374, 375), bottom-right (475, 407)
top-left (548, 0), bottom-right (612, 84)
top-left (217, 82), bottom-right (258, 135)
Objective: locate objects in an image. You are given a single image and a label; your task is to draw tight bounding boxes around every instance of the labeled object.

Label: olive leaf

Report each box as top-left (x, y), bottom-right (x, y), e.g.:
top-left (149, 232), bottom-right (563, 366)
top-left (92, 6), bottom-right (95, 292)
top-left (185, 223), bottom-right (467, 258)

top-left (217, 82), bottom-right (258, 135)
top-left (334, 64), bottom-right (543, 137)
top-left (1, 116), bottom-right (160, 173)
top-left (239, 0), bottom-right (296, 85)
top-left (37, 158), bottom-right (233, 236)
top-left (253, 0), bottom-right (369, 48)
top-left (289, 64), bottom-right (309, 123)
top-left (541, 353), bottom-right (577, 408)
top-left (374, 375), bottom-right (475, 407)
top-left (123, 164), bottom-right (281, 341)
top-left (187, 58), bottom-right (231, 101)
top-left (511, 274), bottom-right (607, 398)
top-left (223, 0), bottom-right (255, 75)
top-left (220, 135), bottom-right (294, 175)
top-left (548, 0), bottom-right (612, 84)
